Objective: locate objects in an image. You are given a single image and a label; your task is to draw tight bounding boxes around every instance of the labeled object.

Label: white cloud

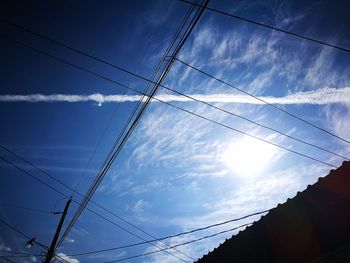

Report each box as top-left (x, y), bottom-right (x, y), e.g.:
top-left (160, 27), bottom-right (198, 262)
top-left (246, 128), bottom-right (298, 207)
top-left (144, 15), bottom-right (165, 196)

top-left (132, 199), bottom-right (151, 215)
top-left (1, 87), bottom-right (350, 105)
top-left (56, 253), bottom-right (80, 263)
top-left (66, 238), bottom-right (75, 244)
top-left (142, 235), bottom-right (199, 263)
top-left (165, 163), bottom-right (329, 233)
top-left (0, 242), bottom-right (11, 251)
top-left (325, 104), bottom-right (350, 144)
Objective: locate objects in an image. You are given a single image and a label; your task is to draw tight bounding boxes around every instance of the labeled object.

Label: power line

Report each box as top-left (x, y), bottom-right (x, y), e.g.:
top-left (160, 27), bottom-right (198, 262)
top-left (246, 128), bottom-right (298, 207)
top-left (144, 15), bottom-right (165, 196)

top-left (71, 86), bottom-right (127, 193)
top-left (175, 58), bottom-right (350, 145)
top-left (0, 35), bottom-right (341, 167)
top-left (0, 36), bottom-right (340, 168)
top-left (0, 255), bottom-right (41, 258)
top-left (56, 2), bottom-right (208, 262)
top-left (71, 0), bottom-right (174, 196)
top-left (0, 252), bottom-right (37, 256)
top-left (153, 99), bottom-right (338, 168)
top-left (0, 32), bottom-right (193, 261)
top-left (0, 15), bottom-right (342, 262)
top-left (104, 222), bottom-right (252, 263)
top-left (0, 203), bottom-right (61, 215)
top-left (0, 16), bottom-right (345, 159)
top-left (156, 84), bottom-right (349, 161)
top-left (1, 154), bottom-right (265, 263)
top-left (0, 256), bottom-right (17, 263)
top-left (69, 209), bottom-right (268, 256)
top-left (0, 145), bottom-right (191, 257)
top-left (180, 0), bottom-right (350, 53)
top-left (1, 20), bottom-right (346, 160)
top-left (0, 156), bottom-right (192, 263)
top-left (0, 216), bottom-right (31, 240)
top-left (0, 216), bottom-right (56, 262)
top-left (0, 155), bottom-right (189, 261)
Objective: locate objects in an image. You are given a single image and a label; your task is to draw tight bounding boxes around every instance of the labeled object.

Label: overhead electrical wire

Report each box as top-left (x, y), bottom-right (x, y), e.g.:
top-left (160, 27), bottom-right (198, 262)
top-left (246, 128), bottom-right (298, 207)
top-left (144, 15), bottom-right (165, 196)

top-left (174, 58), bottom-right (350, 146)
top-left (0, 155), bottom-right (190, 262)
top-left (0, 145), bottom-right (195, 261)
top-left (0, 215), bottom-right (32, 240)
top-left (104, 222), bottom-right (253, 263)
top-left (0, 3), bottom-right (208, 262)
top-left (73, 0), bottom-right (175, 194)
top-left (71, 87), bottom-right (128, 193)
top-left (180, 0), bottom-right (350, 53)
top-left (0, 18), bottom-right (347, 158)
top-left (0, 216), bottom-right (63, 262)
top-left (69, 209), bottom-right (269, 256)
top-left (0, 256), bottom-right (17, 263)
top-left (0, 3), bottom-right (344, 260)
top-left (0, 254), bottom-right (42, 258)
top-left (0, 2), bottom-right (349, 262)
top-left (72, 0), bottom-right (176, 196)
top-left (0, 252), bottom-right (39, 256)
top-left (0, 14), bottom-right (347, 155)
top-left (1, 13), bottom-right (349, 147)
top-left (56, 2), bottom-right (208, 262)
top-left (2, 32), bottom-right (347, 162)
top-left (0, 147), bottom-right (337, 263)
top-left (0, 33), bottom-right (339, 169)
top-left (0, 203), bottom-right (61, 215)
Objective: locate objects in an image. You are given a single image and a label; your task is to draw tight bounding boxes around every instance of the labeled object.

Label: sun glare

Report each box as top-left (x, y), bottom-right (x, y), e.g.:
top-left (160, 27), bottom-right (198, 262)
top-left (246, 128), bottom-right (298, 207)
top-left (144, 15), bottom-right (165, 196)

top-left (222, 137), bottom-right (277, 176)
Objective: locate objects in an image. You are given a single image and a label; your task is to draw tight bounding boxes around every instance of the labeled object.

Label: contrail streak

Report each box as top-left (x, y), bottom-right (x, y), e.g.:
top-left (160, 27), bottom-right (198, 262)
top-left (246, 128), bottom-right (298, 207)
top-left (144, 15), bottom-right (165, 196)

top-left (0, 87), bottom-right (349, 105)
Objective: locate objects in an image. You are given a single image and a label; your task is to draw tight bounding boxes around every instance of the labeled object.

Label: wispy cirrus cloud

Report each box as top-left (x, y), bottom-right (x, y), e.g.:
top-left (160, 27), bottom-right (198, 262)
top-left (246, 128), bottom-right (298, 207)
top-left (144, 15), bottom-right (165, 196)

top-left (1, 87), bottom-right (350, 105)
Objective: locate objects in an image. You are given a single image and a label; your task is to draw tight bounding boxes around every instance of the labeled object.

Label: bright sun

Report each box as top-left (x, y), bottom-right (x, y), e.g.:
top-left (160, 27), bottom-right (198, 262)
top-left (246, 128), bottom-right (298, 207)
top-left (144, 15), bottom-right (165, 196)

top-left (222, 137), bottom-right (277, 176)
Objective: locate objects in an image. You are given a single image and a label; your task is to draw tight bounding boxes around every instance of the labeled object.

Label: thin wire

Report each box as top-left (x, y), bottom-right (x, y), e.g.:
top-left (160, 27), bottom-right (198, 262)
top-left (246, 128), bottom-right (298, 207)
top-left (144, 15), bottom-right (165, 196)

top-left (0, 156), bottom-right (175, 250)
top-left (180, 0), bottom-right (350, 53)
top-left (0, 145), bottom-right (192, 256)
top-left (51, 197), bottom-right (69, 215)
top-left (0, 215), bottom-right (53, 260)
top-left (0, 155), bottom-right (188, 260)
top-left (0, 216), bottom-right (31, 240)
top-left (132, 0), bottom-right (175, 74)
top-left (3, 133), bottom-right (336, 262)
top-left (0, 257), bottom-right (17, 263)
top-left (69, 209), bottom-right (269, 256)
top-left (0, 156), bottom-right (70, 199)
top-left (175, 58), bottom-right (350, 145)
top-left (0, 203), bottom-right (61, 215)
top-left (56, 2), bottom-right (207, 261)
top-left (150, 98), bottom-right (338, 168)
top-left (0, 252), bottom-right (36, 256)
top-left (104, 222), bottom-right (252, 263)
top-left (0, 18), bottom-right (347, 156)
top-left (155, 83), bottom-right (349, 160)
top-left (0, 36), bottom-right (339, 167)
top-left (71, 89), bottom-right (127, 193)
top-left (0, 255), bottom-right (41, 258)
top-left (0, 197), bottom-right (69, 263)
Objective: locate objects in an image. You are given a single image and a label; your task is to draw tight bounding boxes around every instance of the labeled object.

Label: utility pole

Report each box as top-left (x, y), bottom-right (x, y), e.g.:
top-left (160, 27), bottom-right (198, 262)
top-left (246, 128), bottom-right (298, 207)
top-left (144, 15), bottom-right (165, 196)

top-left (44, 197), bottom-right (72, 263)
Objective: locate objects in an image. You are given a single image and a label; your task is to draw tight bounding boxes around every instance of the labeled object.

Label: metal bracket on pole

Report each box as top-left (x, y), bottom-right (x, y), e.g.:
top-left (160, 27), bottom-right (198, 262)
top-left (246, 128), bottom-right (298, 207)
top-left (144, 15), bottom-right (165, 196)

top-left (44, 197), bottom-right (72, 263)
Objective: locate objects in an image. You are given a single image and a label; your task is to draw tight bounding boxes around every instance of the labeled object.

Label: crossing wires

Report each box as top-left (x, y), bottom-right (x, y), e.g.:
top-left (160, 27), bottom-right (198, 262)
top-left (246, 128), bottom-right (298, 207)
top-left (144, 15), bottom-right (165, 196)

top-left (68, 209), bottom-right (269, 257)
top-left (54, 1), bottom-right (209, 262)
top-left (174, 58), bottom-right (350, 145)
top-left (0, 35), bottom-right (341, 167)
top-left (105, 222), bottom-right (253, 263)
top-left (180, 0), bottom-right (350, 53)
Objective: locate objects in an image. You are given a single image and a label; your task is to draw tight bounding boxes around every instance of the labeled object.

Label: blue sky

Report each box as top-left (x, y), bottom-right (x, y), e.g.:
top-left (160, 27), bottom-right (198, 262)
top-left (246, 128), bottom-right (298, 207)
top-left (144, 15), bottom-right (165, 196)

top-left (0, 0), bottom-right (350, 262)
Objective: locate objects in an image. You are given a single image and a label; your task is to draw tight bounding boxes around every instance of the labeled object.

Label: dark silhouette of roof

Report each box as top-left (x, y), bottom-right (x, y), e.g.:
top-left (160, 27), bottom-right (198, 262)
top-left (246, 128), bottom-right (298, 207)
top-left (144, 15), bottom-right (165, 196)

top-left (196, 161), bottom-right (350, 263)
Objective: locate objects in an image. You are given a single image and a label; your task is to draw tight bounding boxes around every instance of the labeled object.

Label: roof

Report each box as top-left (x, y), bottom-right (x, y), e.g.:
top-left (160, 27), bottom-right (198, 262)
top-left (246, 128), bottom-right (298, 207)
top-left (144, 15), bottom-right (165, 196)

top-left (196, 161), bottom-right (350, 263)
